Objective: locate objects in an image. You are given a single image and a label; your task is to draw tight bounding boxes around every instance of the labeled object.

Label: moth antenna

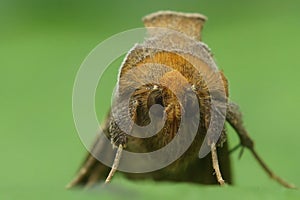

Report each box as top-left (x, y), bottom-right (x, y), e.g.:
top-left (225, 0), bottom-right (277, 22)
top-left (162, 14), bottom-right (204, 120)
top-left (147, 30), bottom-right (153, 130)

top-left (105, 144), bottom-right (123, 184)
top-left (211, 142), bottom-right (225, 185)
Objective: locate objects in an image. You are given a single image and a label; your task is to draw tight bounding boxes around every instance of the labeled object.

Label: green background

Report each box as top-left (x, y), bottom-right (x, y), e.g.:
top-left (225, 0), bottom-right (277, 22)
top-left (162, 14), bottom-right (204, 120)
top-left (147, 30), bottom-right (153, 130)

top-left (1, 0), bottom-right (300, 199)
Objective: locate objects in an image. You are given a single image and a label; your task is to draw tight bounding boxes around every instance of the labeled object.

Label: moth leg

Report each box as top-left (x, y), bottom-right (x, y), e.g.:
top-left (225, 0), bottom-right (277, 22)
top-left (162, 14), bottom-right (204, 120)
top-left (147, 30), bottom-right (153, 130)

top-left (226, 102), bottom-right (296, 189)
top-left (104, 119), bottom-right (128, 184)
top-left (211, 142), bottom-right (226, 185)
top-left (105, 144), bottom-right (123, 184)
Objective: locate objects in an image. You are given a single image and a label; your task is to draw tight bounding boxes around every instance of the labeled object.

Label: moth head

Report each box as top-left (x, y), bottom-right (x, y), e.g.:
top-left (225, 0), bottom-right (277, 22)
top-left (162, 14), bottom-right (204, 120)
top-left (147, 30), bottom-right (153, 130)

top-left (131, 70), bottom-right (200, 122)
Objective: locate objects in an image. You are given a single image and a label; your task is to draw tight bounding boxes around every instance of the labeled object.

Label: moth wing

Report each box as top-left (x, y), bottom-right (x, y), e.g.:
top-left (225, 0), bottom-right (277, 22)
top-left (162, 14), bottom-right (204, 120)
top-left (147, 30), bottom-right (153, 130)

top-left (67, 116), bottom-right (114, 188)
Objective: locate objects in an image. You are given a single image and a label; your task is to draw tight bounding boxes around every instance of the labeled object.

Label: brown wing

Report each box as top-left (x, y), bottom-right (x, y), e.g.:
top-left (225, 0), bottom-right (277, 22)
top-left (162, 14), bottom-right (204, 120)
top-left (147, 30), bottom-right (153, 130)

top-left (66, 120), bottom-right (112, 188)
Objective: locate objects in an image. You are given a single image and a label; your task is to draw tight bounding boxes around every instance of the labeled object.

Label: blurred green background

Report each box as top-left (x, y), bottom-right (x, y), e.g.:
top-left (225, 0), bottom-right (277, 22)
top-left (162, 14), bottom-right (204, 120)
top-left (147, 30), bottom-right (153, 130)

top-left (1, 0), bottom-right (300, 199)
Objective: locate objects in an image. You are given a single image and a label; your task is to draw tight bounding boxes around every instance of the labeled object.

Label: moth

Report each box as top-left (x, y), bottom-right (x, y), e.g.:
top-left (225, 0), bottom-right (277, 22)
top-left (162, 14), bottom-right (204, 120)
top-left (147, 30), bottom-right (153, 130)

top-left (67, 11), bottom-right (296, 188)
